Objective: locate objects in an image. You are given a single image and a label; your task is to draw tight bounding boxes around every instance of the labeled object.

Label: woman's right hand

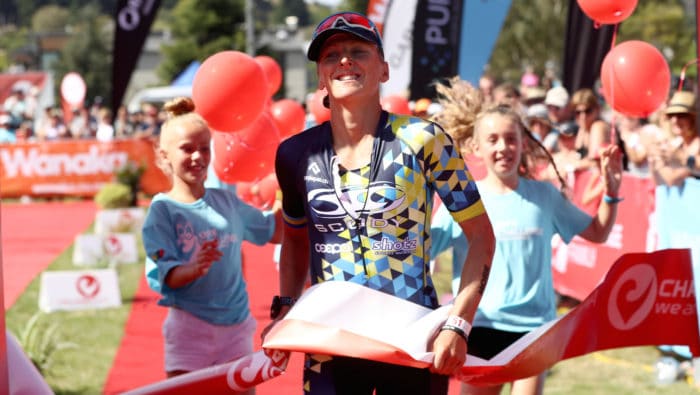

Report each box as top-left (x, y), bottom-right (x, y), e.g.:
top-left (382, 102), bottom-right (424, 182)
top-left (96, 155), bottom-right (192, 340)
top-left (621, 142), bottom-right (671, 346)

top-left (260, 304), bottom-right (293, 341)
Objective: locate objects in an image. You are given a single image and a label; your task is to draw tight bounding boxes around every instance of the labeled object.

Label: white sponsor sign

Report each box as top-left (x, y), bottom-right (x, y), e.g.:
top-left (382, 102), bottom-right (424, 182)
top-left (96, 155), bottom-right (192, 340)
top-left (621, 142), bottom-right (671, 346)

top-left (73, 233), bottom-right (138, 266)
top-left (39, 269), bottom-right (122, 312)
top-left (94, 207), bottom-right (145, 235)
top-left (380, 0), bottom-right (418, 97)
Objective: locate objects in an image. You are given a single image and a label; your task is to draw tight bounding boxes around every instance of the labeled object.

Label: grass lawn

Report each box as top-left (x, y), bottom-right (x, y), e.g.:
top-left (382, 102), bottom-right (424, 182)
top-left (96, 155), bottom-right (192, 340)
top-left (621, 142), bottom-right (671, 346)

top-left (4, 234), bottom-right (700, 394)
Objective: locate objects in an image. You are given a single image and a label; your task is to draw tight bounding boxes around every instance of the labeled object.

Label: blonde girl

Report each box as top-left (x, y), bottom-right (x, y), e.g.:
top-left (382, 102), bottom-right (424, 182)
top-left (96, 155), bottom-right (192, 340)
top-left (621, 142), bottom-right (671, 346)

top-left (432, 77), bottom-right (623, 395)
top-left (142, 97), bottom-right (281, 385)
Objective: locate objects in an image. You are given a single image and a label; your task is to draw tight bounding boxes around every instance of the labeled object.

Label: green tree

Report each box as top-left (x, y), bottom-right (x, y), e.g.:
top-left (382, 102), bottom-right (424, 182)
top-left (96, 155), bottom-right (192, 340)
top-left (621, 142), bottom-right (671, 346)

top-left (0, 26), bottom-right (30, 71)
top-left (157, 0), bottom-right (246, 84)
top-left (488, 0), bottom-right (568, 83)
top-left (51, 4), bottom-right (113, 106)
top-left (618, 0), bottom-right (695, 79)
top-left (12, 0), bottom-right (117, 26)
top-left (31, 5), bottom-right (70, 33)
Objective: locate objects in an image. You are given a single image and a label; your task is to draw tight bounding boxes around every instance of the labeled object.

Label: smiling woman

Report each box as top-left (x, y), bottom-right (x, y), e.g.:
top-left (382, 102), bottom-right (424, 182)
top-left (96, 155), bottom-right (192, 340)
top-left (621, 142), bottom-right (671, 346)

top-left (269, 11), bottom-right (495, 395)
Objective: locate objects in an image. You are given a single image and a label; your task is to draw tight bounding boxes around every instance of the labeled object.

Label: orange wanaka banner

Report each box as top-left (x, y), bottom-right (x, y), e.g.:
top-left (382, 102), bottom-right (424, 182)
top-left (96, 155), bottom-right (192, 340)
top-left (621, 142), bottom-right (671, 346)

top-left (0, 139), bottom-right (170, 198)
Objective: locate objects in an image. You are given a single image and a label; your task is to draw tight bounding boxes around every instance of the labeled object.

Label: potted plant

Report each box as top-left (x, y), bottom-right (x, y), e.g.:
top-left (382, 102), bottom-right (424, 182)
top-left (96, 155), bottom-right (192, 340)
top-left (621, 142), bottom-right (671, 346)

top-left (114, 160), bottom-right (146, 207)
top-left (94, 160), bottom-right (146, 208)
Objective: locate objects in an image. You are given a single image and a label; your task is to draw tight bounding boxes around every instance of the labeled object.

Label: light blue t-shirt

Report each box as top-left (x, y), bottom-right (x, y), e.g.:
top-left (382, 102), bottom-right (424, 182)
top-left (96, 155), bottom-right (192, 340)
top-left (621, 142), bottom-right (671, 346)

top-left (474, 178), bottom-right (591, 332)
top-left (431, 178), bottom-right (592, 332)
top-left (142, 188), bottom-right (275, 325)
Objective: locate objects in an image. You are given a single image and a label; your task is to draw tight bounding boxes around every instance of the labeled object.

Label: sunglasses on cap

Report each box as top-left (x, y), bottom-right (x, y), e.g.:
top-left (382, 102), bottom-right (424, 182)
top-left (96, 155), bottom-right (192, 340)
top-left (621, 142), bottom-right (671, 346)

top-left (314, 12), bottom-right (379, 39)
top-left (308, 12), bottom-right (383, 61)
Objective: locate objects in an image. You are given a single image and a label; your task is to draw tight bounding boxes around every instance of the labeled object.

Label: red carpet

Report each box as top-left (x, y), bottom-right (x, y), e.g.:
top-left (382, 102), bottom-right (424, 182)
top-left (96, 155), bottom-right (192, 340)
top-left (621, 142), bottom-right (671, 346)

top-left (1, 200), bottom-right (97, 309)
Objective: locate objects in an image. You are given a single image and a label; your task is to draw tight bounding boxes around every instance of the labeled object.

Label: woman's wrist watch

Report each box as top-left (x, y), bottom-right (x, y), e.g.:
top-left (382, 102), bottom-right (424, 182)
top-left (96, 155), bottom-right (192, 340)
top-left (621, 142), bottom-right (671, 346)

top-left (270, 296), bottom-right (296, 319)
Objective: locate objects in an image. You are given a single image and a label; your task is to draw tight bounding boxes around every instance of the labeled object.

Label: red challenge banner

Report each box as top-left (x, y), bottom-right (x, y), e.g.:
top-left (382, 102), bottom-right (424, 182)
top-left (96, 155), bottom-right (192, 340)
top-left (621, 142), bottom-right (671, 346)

top-left (125, 249), bottom-right (698, 393)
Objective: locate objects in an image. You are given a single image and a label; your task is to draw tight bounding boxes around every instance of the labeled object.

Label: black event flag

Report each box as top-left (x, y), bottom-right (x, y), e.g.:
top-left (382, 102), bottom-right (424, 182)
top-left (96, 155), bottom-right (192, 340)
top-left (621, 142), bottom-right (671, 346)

top-left (111, 0), bottom-right (162, 114)
top-left (409, 0), bottom-right (464, 100)
top-left (562, 0), bottom-right (615, 93)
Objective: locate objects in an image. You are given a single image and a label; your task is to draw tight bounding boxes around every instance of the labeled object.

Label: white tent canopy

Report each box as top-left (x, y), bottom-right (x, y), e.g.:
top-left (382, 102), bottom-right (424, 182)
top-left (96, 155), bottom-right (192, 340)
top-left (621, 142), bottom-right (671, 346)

top-left (126, 85), bottom-right (192, 113)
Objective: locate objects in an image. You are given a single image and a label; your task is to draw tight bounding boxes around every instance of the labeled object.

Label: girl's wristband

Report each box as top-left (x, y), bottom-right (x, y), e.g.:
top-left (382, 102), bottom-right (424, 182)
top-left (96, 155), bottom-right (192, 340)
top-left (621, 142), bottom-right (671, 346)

top-left (603, 194), bottom-right (624, 204)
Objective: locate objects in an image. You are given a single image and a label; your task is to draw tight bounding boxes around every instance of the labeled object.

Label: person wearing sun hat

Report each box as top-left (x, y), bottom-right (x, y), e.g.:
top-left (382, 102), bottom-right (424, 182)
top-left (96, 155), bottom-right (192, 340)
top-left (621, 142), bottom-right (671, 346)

top-left (266, 10), bottom-right (495, 395)
top-left (544, 86), bottom-right (571, 127)
top-left (651, 90), bottom-right (700, 184)
top-left (526, 103), bottom-right (558, 152)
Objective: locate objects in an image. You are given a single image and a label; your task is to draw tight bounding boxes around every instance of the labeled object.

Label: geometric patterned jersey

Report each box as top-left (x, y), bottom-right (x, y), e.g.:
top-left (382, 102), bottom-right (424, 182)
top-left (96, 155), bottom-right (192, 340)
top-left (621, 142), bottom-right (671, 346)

top-left (275, 111), bottom-right (485, 308)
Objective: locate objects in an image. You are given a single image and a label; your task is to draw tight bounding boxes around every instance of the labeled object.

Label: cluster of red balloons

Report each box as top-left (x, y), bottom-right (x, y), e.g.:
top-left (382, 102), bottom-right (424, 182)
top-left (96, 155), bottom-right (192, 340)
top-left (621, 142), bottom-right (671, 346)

top-left (577, 0), bottom-right (670, 118)
top-left (193, 51), bottom-right (308, 207)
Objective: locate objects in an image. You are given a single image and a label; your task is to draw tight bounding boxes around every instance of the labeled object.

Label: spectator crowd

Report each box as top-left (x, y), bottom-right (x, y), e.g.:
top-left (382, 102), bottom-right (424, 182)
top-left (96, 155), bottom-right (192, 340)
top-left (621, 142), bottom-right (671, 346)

top-left (1, 86), bottom-right (164, 144)
top-left (421, 71), bottom-right (699, 188)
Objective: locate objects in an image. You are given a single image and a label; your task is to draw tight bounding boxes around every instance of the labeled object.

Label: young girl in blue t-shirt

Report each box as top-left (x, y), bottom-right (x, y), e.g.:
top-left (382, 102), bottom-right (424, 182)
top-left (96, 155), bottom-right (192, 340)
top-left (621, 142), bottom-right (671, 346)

top-left (432, 78), bottom-right (623, 395)
top-left (142, 97), bottom-right (281, 384)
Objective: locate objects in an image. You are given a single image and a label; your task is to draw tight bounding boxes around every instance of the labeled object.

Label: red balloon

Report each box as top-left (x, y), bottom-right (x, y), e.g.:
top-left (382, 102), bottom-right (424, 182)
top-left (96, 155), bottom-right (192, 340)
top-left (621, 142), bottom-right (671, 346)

top-left (307, 89), bottom-right (330, 124)
top-left (577, 0), bottom-right (638, 25)
top-left (381, 95), bottom-right (411, 115)
top-left (193, 51), bottom-right (267, 132)
top-left (255, 55), bottom-right (283, 97)
top-left (270, 99), bottom-right (307, 139)
top-left (212, 113), bottom-right (281, 183)
top-left (600, 40), bottom-right (670, 118)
